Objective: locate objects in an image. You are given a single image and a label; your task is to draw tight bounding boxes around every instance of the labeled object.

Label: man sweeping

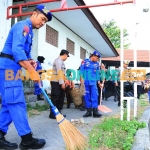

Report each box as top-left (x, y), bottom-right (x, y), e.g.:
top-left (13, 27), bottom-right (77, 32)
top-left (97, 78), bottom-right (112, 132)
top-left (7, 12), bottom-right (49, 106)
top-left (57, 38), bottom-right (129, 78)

top-left (80, 50), bottom-right (102, 118)
top-left (0, 5), bottom-right (52, 149)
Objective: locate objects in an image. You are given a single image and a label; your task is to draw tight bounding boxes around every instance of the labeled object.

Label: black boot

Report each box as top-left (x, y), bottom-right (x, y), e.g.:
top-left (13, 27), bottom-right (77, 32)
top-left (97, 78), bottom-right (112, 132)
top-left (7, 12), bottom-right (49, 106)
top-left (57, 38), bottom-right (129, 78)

top-left (67, 104), bottom-right (70, 109)
top-left (19, 133), bottom-right (46, 149)
top-left (37, 95), bottom-right (44, 101)
top-left (0, 130), bottom-right (18, 149)
top-left (49, 110), bottom-right (66, 119)
top-left (83, 108), bottom-right (92, 117)
top-left (49, 112), bottom-right (56, 119)
top-left (93, 108), bottom-right (102, 118)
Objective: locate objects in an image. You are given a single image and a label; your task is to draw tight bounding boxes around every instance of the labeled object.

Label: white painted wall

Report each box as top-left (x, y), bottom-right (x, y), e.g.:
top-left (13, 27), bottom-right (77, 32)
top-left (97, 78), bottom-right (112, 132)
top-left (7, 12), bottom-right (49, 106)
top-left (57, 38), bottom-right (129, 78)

top-left (0, 0), bottom-right (12, 51)
top-left (37, 17), bottom-right (95, 88)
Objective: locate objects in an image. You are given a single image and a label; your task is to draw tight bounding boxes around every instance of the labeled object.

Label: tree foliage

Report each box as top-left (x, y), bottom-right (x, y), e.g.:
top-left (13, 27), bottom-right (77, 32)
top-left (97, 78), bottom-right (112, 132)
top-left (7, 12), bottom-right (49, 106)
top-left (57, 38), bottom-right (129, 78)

top-left (101, 19), bottom-right (130, 49)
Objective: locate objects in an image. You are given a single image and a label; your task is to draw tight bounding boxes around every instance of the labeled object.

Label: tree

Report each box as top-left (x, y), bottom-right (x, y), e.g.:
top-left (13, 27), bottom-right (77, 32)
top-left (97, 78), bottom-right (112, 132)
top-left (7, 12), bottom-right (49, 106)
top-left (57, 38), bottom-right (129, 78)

top-left (101, 19), bottom-right (130, 49)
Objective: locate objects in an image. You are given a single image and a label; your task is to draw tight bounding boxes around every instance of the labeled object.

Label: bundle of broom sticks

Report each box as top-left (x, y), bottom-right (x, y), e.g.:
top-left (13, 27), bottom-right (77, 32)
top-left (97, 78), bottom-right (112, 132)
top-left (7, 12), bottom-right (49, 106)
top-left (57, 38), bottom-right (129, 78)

top-left (40, 87), bottom-right (87, 150)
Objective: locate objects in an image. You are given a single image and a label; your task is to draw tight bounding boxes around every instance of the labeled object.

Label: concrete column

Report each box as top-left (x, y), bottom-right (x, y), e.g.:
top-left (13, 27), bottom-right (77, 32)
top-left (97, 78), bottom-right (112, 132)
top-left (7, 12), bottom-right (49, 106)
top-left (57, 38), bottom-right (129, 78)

top-left (0, 0), bottom-right (12, 51)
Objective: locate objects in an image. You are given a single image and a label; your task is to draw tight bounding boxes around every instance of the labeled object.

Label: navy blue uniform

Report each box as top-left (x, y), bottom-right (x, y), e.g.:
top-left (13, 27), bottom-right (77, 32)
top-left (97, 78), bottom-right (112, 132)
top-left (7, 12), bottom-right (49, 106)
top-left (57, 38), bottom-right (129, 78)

top-left (80, 58), bottom-right (100, 109)
top-left (0, 18), bottom-right (33, 136)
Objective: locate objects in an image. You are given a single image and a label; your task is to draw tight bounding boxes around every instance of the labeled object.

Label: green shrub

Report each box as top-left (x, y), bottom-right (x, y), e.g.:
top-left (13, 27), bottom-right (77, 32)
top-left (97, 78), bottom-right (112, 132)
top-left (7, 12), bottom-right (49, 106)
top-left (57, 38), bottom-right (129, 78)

top-left (88, 118), bottom-right (146, 150)
top-left (27, 103), bottom-right (49, 112)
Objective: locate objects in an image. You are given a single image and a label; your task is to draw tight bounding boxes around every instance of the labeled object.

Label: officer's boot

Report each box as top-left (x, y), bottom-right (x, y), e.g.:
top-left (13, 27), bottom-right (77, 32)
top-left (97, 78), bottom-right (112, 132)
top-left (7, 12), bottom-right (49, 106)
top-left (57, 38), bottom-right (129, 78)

top-left (93, 108), bottom-right (102, 118)
top-left (49, 111), bottom-right (56, 119)
top-left (83, 108), bottom-right (92, 117)
top-left (19, 132), bottom-right (46, 149)
top-left (0, 130), bottom-right (18, 149)
top-left (37, 95), bottom-right (44, 101)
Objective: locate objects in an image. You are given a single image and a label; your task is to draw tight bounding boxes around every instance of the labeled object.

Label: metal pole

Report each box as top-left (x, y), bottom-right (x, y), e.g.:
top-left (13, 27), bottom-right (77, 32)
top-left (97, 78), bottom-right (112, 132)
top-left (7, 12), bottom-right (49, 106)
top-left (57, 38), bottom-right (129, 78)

top-left (120, 2), bottom-right (124, 121)
top-left (7, 0), bottom-right (61, 19)
top-left (133, 22), bottom-right (138, 118)
top-left (50, 1), bottom-right (134, 12)
top-left (99, 57), bottom-right (102, 65)
top-left (15, 17), bottom-right (17, 24)
top-left (127, 97), bottom-right (131, 121)
top-left (8, 0), bottom-right (60, 8)
top-left (7, 0), bottom-right (134, 19)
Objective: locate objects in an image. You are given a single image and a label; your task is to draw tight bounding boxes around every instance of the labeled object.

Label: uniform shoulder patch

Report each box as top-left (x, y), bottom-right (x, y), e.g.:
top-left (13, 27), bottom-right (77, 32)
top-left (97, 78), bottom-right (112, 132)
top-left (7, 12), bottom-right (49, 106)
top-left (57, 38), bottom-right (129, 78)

top-left (23, 26), bottom-right (29, 36)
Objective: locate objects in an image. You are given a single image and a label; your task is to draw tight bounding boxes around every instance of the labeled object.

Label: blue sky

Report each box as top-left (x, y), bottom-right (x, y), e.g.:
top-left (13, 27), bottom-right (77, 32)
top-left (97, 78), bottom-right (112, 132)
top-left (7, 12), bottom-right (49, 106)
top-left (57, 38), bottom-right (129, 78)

top-left (84, 0), bottom-right (150, 50)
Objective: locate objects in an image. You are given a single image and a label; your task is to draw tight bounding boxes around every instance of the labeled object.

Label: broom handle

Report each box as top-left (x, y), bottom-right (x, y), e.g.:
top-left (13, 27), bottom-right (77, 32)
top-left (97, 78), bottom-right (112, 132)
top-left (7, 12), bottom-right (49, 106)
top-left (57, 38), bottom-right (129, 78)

top-left (41, 88), bottom-right (54, 107)
top-left (38, 82), bottom-right (54, 107)
top-left (100, 87), bottom-right (103, 106)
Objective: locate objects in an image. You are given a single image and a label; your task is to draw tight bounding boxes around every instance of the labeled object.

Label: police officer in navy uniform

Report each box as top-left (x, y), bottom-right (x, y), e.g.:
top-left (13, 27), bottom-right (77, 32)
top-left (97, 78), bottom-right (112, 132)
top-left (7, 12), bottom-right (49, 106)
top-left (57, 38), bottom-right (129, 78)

top-left (0, 5), bottom-right (52, 149)
top-left (80, 50), bottom-right (102, 118)
top-left (115, 60), bottom-right (131, 107)
top-left (34, 56), bottom-right (45, 100)
top-left (49, 49), bottom-right (69, 119)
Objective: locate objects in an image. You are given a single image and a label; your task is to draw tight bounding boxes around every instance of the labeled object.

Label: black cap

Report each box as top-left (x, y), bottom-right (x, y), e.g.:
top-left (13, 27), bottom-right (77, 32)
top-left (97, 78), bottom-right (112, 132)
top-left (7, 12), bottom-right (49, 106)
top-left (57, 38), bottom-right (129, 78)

top-left (60, 49), bottom-right (69, 57)
top-left (37, 56), bottom-right (45, 63)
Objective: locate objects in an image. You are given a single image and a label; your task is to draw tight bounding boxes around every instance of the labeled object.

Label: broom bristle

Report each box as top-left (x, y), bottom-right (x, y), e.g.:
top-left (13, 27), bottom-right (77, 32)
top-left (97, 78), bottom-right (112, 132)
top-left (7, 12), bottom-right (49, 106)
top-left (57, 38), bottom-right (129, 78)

top-left (98, 105), bottom-right (112, 113)
top-left (56, 114), bottom-right (88, 150)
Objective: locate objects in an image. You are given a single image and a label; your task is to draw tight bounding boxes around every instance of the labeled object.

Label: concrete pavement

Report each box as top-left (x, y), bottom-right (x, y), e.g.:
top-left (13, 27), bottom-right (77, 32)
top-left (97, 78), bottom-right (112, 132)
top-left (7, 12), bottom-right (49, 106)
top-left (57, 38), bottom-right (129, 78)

top-left (4, 96), bottom-right (120, 150)
top-left (1, 97), bottom-right (150, 150)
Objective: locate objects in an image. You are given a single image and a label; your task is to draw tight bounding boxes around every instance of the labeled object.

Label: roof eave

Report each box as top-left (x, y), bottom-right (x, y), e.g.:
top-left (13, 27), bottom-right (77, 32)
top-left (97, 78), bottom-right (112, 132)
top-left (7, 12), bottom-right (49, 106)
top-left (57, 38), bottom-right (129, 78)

top-left (74, 0), bottom-right (119, 57)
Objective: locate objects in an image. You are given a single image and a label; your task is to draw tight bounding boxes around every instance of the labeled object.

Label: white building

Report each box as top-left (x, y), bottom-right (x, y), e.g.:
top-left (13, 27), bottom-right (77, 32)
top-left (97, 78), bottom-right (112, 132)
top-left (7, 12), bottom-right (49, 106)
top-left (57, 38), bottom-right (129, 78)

top-left (0, 0), bottom-right (118, 88)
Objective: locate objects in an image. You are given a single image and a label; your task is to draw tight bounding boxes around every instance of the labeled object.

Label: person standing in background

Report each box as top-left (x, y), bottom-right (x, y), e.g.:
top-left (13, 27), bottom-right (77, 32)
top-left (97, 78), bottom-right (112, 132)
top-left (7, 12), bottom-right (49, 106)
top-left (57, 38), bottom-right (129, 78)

top-left (113, 66), bottom-right (120, 102)
top-left (80, 50), bottom-right (102, 118)
top-left (34, 56), bottom-right (45, 100)
top-left (116, 60), bottom-right (131, 107)
top-left (49, 49), bottom-right (69, 119)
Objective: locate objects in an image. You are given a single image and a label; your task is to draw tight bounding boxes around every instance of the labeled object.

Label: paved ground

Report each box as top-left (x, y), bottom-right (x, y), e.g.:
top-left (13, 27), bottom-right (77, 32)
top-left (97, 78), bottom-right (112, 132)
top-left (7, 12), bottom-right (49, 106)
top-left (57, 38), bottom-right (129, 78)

top-left (2, 96), bottom-right (119, 150)
top-left (0, 96), bottom-right (150, 150)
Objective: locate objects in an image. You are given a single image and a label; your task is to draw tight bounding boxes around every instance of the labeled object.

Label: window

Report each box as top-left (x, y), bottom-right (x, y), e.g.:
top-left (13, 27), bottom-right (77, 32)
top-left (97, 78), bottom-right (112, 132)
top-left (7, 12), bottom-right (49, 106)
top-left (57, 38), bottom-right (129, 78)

top-left (80, 47), bottom-right (86, 59)
top-left (46, 25), bottom-right (58, 47)
top-left (66, 38), bottom-right (74, 55)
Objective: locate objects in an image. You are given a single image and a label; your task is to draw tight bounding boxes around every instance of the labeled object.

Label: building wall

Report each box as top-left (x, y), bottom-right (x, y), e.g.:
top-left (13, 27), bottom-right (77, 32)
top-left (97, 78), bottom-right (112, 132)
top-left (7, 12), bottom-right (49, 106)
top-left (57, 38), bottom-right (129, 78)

top-left (0, 0), bottom-right (12, 51)
top-left (36, 17), bottom-right (95, 88)
top-left (38, 17), bottom-right (94, 68)
top-left (8, 5), bottom-right (96, 89)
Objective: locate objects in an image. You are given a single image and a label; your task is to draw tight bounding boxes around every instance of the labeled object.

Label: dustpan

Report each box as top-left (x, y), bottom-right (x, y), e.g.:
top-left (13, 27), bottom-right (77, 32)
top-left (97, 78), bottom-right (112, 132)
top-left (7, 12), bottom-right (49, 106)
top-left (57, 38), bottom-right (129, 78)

top-left (98, 87), bottom-right (112, 113)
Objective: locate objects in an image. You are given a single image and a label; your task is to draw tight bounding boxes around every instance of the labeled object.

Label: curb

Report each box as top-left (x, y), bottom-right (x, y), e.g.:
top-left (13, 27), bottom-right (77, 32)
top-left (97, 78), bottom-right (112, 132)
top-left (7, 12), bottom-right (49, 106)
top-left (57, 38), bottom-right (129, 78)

top-left (131, 106), bottom-right (150, 150)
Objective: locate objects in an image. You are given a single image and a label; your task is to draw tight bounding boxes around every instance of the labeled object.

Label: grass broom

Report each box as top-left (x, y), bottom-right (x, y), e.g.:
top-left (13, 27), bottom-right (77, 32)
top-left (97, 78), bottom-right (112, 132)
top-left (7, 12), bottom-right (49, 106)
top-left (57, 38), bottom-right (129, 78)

top-left (40, 87), bottom-right (87, 150)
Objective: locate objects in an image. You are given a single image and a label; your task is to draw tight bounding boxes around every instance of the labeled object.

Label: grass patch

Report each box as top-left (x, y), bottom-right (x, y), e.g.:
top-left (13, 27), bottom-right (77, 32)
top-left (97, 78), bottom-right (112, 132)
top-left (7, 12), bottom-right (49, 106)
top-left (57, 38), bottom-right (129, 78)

top-left (88, 99), bottom-right (148, 150)
top-left (88, 118), bottom-right (146, 150)
top-left (137, 99), bottom-right (149, 119)
top-left (27, 103), bottom-right (49, 117)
